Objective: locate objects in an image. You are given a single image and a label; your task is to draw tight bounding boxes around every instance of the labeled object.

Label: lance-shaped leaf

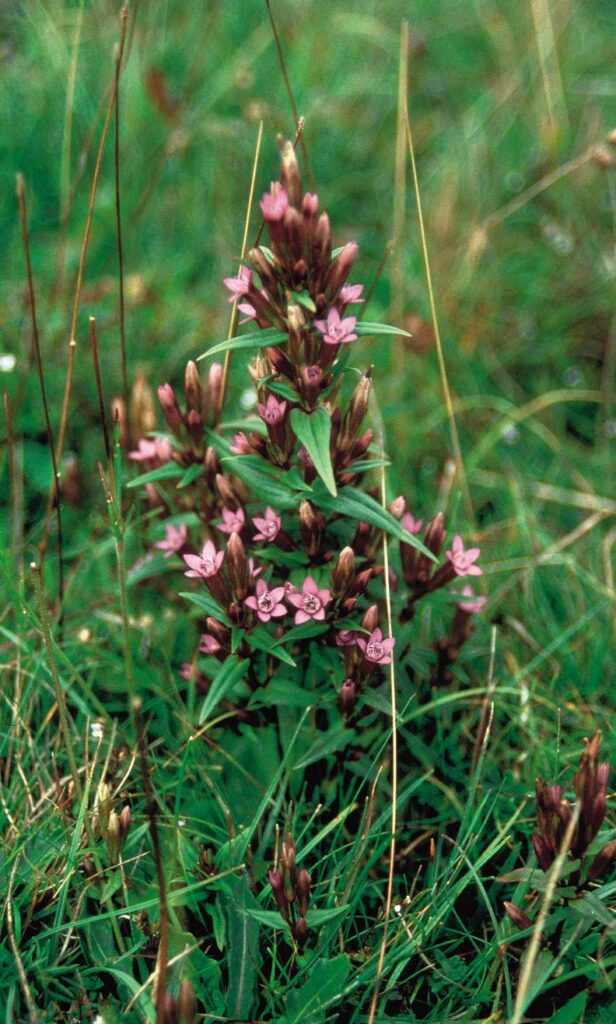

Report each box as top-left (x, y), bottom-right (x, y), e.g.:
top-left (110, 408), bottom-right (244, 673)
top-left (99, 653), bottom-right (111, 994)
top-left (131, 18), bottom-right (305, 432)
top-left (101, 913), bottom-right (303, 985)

top-left (196, 326), bottom-right (287, 361)
top-left (290, 407), bottom-right (337, 497)
top-left (355, 320), bottom-right (412, 337)
top-left (314, 484), bottom-right (436, 558)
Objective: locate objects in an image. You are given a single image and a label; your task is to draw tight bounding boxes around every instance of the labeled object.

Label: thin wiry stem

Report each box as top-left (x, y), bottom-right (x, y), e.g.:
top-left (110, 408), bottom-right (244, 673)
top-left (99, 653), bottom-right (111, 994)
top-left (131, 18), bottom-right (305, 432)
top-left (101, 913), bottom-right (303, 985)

top-left (218, 120), bottom-right (264, 418)
top-left (265, 0), bottom-right (316, 191)
top-left (89, 317), bottom-right (112, 465)
top-left (115, 5), bottom-right (130, 434)
top-left (366, 467), bottom-right (399, 1024)
top-left (405, 106), bottom-right (473, 520)
top-left (7, 858), bottom-right (38, 1024)
top-left (3, 391), bottom-right (21, 570)
top-left (16, 174), bottom-right (65, 607)
top-left (391, 20), bottom-right (409, 376)
top-left (41, 5), bottom-right (129, 559)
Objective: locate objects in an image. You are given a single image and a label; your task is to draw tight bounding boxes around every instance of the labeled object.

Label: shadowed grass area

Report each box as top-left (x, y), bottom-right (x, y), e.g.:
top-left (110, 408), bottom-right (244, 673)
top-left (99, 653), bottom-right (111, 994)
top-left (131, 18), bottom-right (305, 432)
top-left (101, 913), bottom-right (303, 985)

top-left (1, 1), bottom-right (615, 1021)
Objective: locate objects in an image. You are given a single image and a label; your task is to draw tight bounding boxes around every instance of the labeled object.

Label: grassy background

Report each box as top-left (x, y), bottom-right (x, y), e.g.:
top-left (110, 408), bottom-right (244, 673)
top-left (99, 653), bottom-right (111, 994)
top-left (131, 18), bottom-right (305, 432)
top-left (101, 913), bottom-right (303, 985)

top-left (1, 0), bottom-right (615, 1020)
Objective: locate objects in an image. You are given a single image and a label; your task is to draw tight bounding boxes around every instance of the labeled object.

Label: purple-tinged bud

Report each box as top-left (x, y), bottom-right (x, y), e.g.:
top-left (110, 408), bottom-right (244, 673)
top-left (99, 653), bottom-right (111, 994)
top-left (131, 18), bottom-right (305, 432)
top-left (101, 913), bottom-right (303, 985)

top-left (110, 396), bottom-right (129, 447)
top-left (186, 409), bottom-right (203, 445)
top-left (313, 213), bottom-right (332, 285)
top-left (206, 617), bottom-right (229, 644)
top-left (227, 532), bottom-right (248, 601)
top-left (82, 855), bottom-right (96, 879)
top-left (249, 247), bottom-right (279, 292)
top-left (348, 567), bottom-right (375, 597)
top-left (205, 362), bottom-right (223, 420)
top-left (587, 839), bottom-right (616, 883)
top-left (260, 183), bottom-right (289, 222)
top-left (282, 833), bottom-right (296, 876)
top-left (163, 992), bottom-right (178, 1024)
top-left (119, 805), bottom-right (132, 841)
top-left (424, 512), bottom-right (445, 556)
top-left (296, 868), bottom-right (311, 917)
top-left (341, 371), bottom-right (372, 444)
top-left (293, 916), bottom-right (308, 948)
top-left (303, 192), bottom-right (319, 216)
top-left (352, 520), bottom-right (372, 557)
top-left (269, 870), bottom-right (289, 914)
top-left (184, 360), bottom-right (202, 413)
top-left (339, 678), bottom-right (357, 716)
top-left (96, 782), bottom-right (112, 839)
top-left (331, 547), bottom-right (355, 598)
top-left (278, 137), bottom-right (302, 208)
top-left (389, 496), bottom-right (406, 520)
top-left (597, 762), bottom-right (610, 795)
top-left (107, 810), bottom-right (121, 864)
top-left (300, 364), bottom-right (324, 402)
top-left (158, 384), bottom-right (183, 434)
top-left (215, 473), bottom-right (239, 509)
top-left (177, 979), bottom-right (197, 1024)
top-left (361, 604), bottom-right (379, 634)
top-left (504, 901), bottom-right (531, 930)
top-left (326, 241), bottom-right (359, 296)
top-left (283, 207), bottom-right (304, 260)
top-left (299, 500), bottom-right (323, 558)
top-left (204, 445), bottom-right (219, 483)
top-left (531, 832), bottom-right (554, 871)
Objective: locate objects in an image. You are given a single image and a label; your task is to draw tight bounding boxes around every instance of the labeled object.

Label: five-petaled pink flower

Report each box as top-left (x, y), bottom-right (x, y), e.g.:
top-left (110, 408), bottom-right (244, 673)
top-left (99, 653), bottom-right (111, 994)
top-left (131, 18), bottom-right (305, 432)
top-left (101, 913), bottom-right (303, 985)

top-left (288, 577), bottom-right (331, 624)
top-left (223, 265), bottom-right (252, 302)
top-left (356, 628), bottom-right (396, 666)
top-left (445, 535), bottom-right (482, 577)
top-left (245, 579), bottom-right (287, 623)
top-left (183, 541), bottom-right (224, 579)
top-left (456, 585), bottom-right (487, 614)
top-left (230, 431), bottom-right (253, 455)
top-left (129, 437), bottom-right (173, 465)
top-left (314, 308), bottom-right (358, 346)
top-left (257, 394), bottom-right (287, 426)
top-left (216, 507), bottom-right (246, 535)
top-left (252, 507), bottom-right (281, 543)
top-left (401, 512), bottom-right (424, 536)
top-left (155, 523), bottom-right (187, 557)
top-left (199, 633), bottom-right (221, 655)
top-left (260, 185), bottom-right (289, 221)
top-left (340, 283), bottom-right (364, 305)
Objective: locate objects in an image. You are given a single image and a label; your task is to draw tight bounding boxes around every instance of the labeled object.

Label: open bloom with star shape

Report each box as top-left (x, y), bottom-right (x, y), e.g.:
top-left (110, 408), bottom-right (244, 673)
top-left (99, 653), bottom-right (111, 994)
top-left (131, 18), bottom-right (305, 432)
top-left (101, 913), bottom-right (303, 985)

top-left (245, 579), bottom-right (287, 623)
top-left (287, 577), bottom-right (331, 624)
top-left (356, 627), bottom-right (396, 666)
top-left (155, 523), bottom-right (187, 557)
top-left (445, 535), bottom-right (482, 577)
top-left (340, 283), bottom-right (364, 305)
top-left (216, 507), bottom-right (246, 535)
top-left (129, 437), bottom-right (173, 464)
top-left (260, 185), bottom-right (289, 221)
top-left (223, 265), bottom-right (252, 302)
top-left (183, 541), bottom-right (224, 579)
top-left (314, 308), bottom-right (358, 346)
top-left (257, 394), bottom-right (287, 426)
top-left (252, 507), bottom-right (281, 543)
top-left (401, 512), bottom-right (424, 536)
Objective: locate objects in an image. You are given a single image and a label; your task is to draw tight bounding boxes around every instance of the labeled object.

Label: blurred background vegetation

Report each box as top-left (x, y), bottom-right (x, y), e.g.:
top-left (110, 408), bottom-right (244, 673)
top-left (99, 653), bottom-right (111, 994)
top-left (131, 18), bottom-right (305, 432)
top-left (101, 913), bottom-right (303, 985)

top-left (1, 0), bottom-right (615, 743)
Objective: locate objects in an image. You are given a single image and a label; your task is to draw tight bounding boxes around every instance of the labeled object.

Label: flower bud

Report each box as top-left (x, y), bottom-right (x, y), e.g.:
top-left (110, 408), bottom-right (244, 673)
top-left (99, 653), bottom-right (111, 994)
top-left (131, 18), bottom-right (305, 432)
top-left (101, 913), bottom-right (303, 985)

top-left (326, 241), bottom-right (358, 295)
top-left (119, 804), bottom-right (132, 841)
top-left (587, 839), bottom-right (616, 883)
top-left (504, 901), bottom-right (531, 930)
top-left (205, 362), bottom-right (223, 420)
top-left (96, 782), bottom-right (112, 839)
top-left (279, 137), bottom-right (302, 208)
top-left (158, 383), bottom-right (183, 434)
top-left (227, 532), bottom-right (248, 601)
top-left (215, 472), bottom-right (238, 509)
top-left (186, 409), bottom-right (203, 445)
top-left (269, 869), bottom-right (288, 916)
top-left (338, 678), bottom-right (357, 716)
top-left (296, 868), bottom-right (311, 917)
top-left (361, 604), bottom-right (379, 634)
top-left (281, 833), bottom-right (297, 883)
top-left (293, 916), bottom-right (308, 949)
top-left (107, 809), bottom-right (121, 864)
top-left (424, 512), bottom-right (445, 556)
top-left (206, 616), bottom-right (230, 644)
top-left (342, 371), bottom-right (372, 443)
top-left (531, 832), bottom-right (554, 871)
top-left (177, 978), bottom-right (197, 1024)
top-left (299, 500), bottom-right (322, 557)
top-left (331, 547), bottom-right (355, 598)
top-left (389, 496), bottom-right (406, 520)
top-left (184, 360), bottom-right (202, 413)
top-left (110, 396), bottom-right (128, 447)
top-left (163, 992), bottom-right (178, 1024)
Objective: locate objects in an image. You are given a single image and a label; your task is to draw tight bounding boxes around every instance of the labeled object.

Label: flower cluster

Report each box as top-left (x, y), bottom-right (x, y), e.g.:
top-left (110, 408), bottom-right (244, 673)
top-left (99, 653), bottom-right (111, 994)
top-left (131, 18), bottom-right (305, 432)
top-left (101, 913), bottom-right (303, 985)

top-left (269, 833), bottom-right (312, 950)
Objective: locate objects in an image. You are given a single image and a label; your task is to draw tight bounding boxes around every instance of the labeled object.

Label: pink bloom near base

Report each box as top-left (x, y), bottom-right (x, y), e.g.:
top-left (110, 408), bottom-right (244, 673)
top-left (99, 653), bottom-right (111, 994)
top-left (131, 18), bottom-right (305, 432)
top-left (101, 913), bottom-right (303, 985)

top-left (445, 535), bottom-right (482, 577)
top-left (252, 507), bottom-right (281, 543)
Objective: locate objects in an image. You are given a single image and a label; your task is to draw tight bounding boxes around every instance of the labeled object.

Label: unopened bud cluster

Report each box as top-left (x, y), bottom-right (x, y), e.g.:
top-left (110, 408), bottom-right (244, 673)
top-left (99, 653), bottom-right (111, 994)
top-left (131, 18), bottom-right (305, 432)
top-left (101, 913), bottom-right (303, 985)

top-left (95, 781), bottom-right (131, 865)
top-left (269, 833), bottom-right (311, 949)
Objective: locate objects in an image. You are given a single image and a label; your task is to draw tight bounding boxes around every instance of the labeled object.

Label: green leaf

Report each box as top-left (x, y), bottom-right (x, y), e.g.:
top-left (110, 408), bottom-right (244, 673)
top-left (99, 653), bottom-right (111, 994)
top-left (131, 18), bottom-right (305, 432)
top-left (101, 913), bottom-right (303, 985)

top-left (291, 407), bottom-right (337, 497)
top-left (250, 677), bottom-right (315, 709)
top-left (199, 657), bottom-right (250, 724)
top-left (273, 621), bottom-right (329, 646)
top-left (284, 955), bottom-right (350, 1023)
top-left (221, 454), bottom-right (309, 510)
top-left (178, 463), bottom-right (204, 488)
top-left (250, 625), bottom-right (296, 666)
top-left (571, 893), bottom-right (616, 930)
top-left (290, 289), bottom-right (316, 313)
top-left (197, 326), bottom-right (287, 361)
top-left (260, 377), bottom-right (300, 402)
top-left (316, 485), bottom-right (435, 556)
top-left (224, 877), bottom-right (260, 1022)
top-left (355, 320), bottom-right (412, 338)
top-left (180, 590), bottom-right (230, 625)
top-left (548, 992), bottom-right (587, 1024)
top-left (127, 461), bottom-right (182, 488)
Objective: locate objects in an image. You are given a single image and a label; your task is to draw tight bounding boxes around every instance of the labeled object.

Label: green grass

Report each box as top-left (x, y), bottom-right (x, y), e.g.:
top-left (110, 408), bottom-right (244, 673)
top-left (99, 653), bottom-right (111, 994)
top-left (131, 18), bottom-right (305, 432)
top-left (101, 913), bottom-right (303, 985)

top-left (1, 1), bottom-right (616, 1021)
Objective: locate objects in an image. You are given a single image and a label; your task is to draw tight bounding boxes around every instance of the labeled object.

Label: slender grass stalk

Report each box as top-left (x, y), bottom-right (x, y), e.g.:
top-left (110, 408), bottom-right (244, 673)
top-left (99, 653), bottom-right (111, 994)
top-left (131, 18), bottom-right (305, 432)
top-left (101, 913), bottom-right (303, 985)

top-left (114, 5), bottom-right (130, 431)
top-left (16, 174), bottom-right (65, 606)
top-left (89, 317), bottom-right (112, 465)
top-left (265, 0), bottom-right (315, 191)
top-left (7, 858), bottom-right (38, 1024)
top-left (54, 0), bottom-right (85, 297)
top-left (391, 20), bottom-right (409, 377)
top-left (3, 391), bottom-right (20, 570)
top-left (31, 563), bottom-right (82, 801)
top-left (218, 119), bottom-right (264, 417)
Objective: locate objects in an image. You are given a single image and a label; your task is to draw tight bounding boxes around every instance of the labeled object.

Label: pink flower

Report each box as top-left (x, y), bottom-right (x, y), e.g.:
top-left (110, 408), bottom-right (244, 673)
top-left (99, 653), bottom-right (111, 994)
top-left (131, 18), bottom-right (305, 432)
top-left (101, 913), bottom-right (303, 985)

top-left (238, 301), bottom-right (257, 323)
top-left (288, 577), bottom-right (331, 624)
top-left (216, 507), bottom-right (246, 535)
top-left (183, 541), bottom-right (224, 579)
top-left (340, 283), bottom-right (364, 305)
top-left (129, 437), bottom-right (173, 464)
top-left (230, 431), bottom-right (253, 455)
top-left (446, 535), bottom-right (482, 578)
top-left (199, 633), bottom-right (221, 655)
top-left (302, 192), bottom-right (319, 215)
top-left (335, 629), bottom-right (358, 647)
top-left (260, 185), bottom-right (289, 221)
top-left (257, 394), bottom-right (287, 426)
top-left (356, 628), bottom-right (396, 666)
top-left (314, 308), bottom-right (357, 346)
top-left (245, 579), bottom-right (287, 623)
top-left (248, 558), bottom-right (264, 581)
top-left (252, 507), bottom-right (281, 543)
top-left (155, 523), bottom-right (188, 557)
top-left (223, 265), bottom-right (252, 302)
top-left (456, 585), bottom-right (487, 614)
top-left (401, 512), bottom-right (424, 536)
